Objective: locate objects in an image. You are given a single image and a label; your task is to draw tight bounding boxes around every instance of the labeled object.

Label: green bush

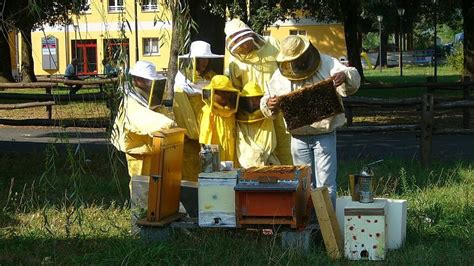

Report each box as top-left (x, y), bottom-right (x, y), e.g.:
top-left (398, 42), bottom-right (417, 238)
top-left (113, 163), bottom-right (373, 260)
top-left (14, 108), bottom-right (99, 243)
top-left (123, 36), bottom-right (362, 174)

top-left (446, 43), bottom-right (464, 74)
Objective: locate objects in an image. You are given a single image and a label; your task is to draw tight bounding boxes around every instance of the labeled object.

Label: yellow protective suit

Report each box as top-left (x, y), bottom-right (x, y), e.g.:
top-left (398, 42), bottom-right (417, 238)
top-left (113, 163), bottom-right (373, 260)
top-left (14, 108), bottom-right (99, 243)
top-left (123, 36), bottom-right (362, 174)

top-left (198, 75), bottom-right (239, 165)
top-left (111, 83), bottom-right (176, 177)
top-left (228, 36), bottom-right (293, 165)
top-left (236, 119), bottom-right (280, 168)
top-left (236, 81), bottom-right (280, 168)
top-left (199, 106), bottom-right (236, 163)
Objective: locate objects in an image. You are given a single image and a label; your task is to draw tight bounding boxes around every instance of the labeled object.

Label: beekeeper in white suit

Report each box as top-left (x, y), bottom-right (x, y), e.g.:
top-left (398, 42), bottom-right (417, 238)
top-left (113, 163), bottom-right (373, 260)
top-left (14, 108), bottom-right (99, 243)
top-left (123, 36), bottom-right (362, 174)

top-left (111, 60), bottom-right (176, 177)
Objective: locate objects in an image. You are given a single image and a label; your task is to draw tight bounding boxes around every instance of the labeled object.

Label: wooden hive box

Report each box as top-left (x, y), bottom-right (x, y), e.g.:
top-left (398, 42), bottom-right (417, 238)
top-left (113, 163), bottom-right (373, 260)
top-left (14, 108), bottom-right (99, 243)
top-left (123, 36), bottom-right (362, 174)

top-left (234, 166), bottom-right (311, 229)
top-left (136, 128), bottom-right (187, 226)
top-left (279, 78), bottom-right (344, 130)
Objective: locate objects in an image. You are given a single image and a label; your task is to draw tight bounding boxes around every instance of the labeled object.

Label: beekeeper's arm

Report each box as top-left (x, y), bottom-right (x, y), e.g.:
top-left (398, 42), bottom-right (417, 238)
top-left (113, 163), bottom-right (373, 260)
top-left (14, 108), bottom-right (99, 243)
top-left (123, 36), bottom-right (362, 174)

top-left (174, 71), bottom-right (202, 95)
top-left (125, 98), bottom-right (176, 136)
top-left (260, 72), bottom-right (282, 120)
top-left (329, 55), bottom-right (361, 97)
top-left (229, 61), bottom-right (244, 90)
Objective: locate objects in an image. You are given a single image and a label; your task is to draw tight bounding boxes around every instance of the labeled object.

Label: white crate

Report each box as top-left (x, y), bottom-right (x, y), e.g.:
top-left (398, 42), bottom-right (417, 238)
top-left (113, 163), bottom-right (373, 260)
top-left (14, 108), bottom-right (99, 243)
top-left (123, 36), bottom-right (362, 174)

top-left (337, 196), bottom-right (407, 250)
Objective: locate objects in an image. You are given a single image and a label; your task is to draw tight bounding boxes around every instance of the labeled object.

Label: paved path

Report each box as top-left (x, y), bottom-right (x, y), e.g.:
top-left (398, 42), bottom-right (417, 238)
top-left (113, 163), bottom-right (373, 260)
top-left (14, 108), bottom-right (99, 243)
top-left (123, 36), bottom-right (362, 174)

top-left (1, 126), bottom-right (473, 160)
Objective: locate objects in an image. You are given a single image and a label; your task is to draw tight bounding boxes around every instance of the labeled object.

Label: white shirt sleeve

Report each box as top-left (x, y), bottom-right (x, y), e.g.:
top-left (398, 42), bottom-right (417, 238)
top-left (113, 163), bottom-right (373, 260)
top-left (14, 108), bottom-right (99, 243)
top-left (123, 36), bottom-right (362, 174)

top-left (328, 56), bottom-right (361, 97)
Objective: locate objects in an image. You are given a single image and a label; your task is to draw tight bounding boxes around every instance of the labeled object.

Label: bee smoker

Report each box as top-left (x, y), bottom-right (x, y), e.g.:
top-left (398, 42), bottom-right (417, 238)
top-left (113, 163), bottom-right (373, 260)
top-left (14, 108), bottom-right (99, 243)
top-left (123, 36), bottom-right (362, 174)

top-left (199, 144), bottom-right (220, 173)
top-left (358, 160), bottom-right (383, 203)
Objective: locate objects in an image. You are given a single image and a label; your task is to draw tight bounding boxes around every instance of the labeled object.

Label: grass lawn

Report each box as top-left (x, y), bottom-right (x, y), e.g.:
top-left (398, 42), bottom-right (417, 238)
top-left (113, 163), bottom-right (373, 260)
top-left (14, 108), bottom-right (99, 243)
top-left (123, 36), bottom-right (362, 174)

top-left (360, 65), bottom-right (464, 98)
top-left (0, 147), bottom-right (472, 264)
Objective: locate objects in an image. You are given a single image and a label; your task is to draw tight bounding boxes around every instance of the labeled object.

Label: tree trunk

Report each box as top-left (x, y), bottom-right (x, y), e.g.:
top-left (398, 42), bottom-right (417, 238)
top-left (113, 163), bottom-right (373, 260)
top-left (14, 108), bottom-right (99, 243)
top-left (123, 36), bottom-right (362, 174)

top-left (189, 0), bottom-right (226, 55)
top-left (373, 32), bottom-right (389, 69)
top-left (381, 32), bottom-right (388, 67)
top-left (341, 0), bottom-right (365, 81)
top-left (462, 0), bottom-right (474, 79)
top-left (165, 3), bottom-right (181, 100)
top-left (0, 28), bottom-right (14, 83)
top-left (20, 29), bottom-right (37, 82)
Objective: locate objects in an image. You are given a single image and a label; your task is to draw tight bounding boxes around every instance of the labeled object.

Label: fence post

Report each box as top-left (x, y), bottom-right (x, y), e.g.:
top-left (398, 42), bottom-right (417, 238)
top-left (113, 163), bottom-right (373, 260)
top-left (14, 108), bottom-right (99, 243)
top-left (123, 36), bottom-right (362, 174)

top-left (46, 88), bottom-right (52, 120)
top-left (345, 106), bottom-right (353, 127)
top-left (421, 93), bottom-right (434, 168)
top-left (463, 76), bottom-right (471, 129)
top-left (426, 77), bottom-right (435, 93)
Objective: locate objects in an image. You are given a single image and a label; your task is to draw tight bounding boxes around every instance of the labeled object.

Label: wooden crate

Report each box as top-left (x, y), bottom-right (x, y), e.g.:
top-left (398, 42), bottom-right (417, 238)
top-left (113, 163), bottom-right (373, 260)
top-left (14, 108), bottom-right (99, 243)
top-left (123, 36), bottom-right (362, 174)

top-left (235, 166), bottom-right (311, 229)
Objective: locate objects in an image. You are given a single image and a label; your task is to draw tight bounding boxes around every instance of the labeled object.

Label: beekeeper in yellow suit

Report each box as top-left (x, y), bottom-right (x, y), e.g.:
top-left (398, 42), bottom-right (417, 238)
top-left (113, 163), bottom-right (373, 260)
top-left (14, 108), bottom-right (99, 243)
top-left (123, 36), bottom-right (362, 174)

top-left (199, 75), bottom-right (240, 164)
top-left (236, 81), bottom-right (280, 168)
top-left (111, 60), bottom-right (175, 177)
top-left (224, 18), bottom-right (292, 165)
top-left (173, 40), bottom-right (224, 140)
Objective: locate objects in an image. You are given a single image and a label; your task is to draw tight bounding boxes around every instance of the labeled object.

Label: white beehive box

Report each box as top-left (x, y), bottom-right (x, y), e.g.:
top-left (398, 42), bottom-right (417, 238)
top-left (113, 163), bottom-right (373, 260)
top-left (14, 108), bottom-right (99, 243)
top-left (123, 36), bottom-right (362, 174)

top-left (198, 170), bottom-right (239, 227)
top-left (344, 199), bottom-right (388, 261)
top-left (337, 196), bottom-right (407, 250)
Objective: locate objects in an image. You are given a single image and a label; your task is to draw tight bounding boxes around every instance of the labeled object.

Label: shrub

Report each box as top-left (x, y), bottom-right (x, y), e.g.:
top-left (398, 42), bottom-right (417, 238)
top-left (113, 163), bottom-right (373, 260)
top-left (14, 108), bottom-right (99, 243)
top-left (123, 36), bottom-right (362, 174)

top-left (446, 43), bottom-right (464, 74)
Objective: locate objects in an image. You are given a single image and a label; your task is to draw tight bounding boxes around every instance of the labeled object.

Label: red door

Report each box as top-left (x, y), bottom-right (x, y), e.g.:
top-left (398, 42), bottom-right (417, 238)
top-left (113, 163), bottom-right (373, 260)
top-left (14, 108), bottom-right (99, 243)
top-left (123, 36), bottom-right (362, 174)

top-left (72, 40), bottom-right (97, 75)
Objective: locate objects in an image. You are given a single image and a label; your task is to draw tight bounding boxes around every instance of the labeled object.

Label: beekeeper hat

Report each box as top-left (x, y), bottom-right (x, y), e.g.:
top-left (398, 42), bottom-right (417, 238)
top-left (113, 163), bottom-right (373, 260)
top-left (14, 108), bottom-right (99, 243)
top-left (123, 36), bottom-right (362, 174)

top-left (225, 18), bottom-right (252, 37)
top-left (204, 75), bottom-right (239, 92)
top-left (276, 35), bottom-right (311, 62)
top-left (129, 60), bottom-right (164, 80)
top-left (179, 41), bottom-right (224, 58)
top-left (241, 81), bottom-right (264, 97)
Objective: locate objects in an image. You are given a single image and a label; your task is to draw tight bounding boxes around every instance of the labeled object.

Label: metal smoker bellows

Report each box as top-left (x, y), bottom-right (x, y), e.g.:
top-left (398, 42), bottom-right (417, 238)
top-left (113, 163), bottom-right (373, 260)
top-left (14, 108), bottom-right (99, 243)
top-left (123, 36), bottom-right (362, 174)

top-left (358, 160), bottom-right (383, 203)
top-left (199, 144), bottom-right (220, 173)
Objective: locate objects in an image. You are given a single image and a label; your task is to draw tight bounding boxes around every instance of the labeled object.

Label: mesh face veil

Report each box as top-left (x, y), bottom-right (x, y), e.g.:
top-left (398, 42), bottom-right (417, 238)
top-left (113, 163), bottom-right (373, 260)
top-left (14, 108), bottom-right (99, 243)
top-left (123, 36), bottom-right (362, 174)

top-left (226, 29), bottom-right (265, 60)
top-left (202, 75), bottom-right (240, 118)
top-left (277, 43), bottom-right (321, 81)
top-left (236, 82), bottom-right (265, 123)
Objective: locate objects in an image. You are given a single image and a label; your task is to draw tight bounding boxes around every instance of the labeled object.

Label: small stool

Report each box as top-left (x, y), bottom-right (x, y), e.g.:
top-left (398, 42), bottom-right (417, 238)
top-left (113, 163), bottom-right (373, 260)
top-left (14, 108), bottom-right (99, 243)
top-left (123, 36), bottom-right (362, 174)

top-left (344, 199), bottom-right (387, 261)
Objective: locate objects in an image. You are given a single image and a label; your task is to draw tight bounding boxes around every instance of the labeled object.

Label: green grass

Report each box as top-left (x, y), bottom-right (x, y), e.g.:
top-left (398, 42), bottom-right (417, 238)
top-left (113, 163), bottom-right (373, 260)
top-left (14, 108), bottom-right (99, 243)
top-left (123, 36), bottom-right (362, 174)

top-left (360, 65), bottom-right (463, 98)
top-left (1, 146), bottom-right (472, 264)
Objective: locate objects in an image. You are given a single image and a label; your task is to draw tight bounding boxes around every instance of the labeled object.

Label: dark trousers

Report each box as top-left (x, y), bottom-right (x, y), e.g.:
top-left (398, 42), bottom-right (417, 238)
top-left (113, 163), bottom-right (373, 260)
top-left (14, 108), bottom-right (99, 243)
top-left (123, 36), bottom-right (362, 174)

top-left (66, 76), bottom-right (83, 94)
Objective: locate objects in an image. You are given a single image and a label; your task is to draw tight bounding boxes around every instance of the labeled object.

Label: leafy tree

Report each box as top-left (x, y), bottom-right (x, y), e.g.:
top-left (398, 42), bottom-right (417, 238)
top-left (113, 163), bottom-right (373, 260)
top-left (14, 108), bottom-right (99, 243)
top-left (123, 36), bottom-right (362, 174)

top-left (0, 0), bottom-right (86, 82)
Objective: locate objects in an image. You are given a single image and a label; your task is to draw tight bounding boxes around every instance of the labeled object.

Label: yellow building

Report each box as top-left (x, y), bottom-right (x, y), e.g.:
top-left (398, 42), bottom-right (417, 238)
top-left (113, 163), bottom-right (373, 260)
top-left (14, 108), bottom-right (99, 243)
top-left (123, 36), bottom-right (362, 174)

top-left (266, 18), bottom-right (347, 60)
top-left (26, 0), bottom-right (171, 76)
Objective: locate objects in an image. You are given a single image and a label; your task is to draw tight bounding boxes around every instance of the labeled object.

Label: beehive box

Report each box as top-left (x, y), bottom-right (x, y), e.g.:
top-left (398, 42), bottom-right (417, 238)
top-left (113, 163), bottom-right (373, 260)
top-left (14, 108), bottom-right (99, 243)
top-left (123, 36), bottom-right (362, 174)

top-left (344, 199), bottom-right (388, 261)
top-left (337, 197), bottom-right (407, 250)
top-left (198, 170), bottom-right (240, 227)
top-left (133, 128), bottom-right (186, 225)
top-left (235, 166), bottom-right (311, 229)
top-left (279, 78), bottom-right (343, 130)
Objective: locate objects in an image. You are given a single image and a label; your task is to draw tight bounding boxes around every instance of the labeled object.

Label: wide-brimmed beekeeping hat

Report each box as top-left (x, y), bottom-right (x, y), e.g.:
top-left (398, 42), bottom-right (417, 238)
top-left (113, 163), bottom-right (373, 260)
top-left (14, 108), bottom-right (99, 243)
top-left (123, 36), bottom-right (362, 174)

top-left (129, 60), bottom-right (164, 80)
top-left (179, 41), bottom-right (224, 59)
top-left (276, 35), bottom-right (321, 80)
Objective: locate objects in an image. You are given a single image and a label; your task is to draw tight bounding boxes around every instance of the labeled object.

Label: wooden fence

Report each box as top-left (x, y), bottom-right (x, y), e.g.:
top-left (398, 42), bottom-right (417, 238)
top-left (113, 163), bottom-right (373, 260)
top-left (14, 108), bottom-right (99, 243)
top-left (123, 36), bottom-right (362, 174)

top-left (340, 78), bottom-right (474, 167)
top-left (0, 77), bottom-right (118, 127)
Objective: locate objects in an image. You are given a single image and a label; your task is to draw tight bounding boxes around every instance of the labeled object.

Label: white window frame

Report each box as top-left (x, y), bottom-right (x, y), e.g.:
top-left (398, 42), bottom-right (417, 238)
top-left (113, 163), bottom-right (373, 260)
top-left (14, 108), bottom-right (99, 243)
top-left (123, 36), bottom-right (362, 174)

top-left (143, 38), bottom-right (160, 56)
top-left (108, 0), bottom-right (124, 12)
top-left (142, 0), bottom-right (158, 11)
top-left (289, 30), bottom-right (307, 36)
